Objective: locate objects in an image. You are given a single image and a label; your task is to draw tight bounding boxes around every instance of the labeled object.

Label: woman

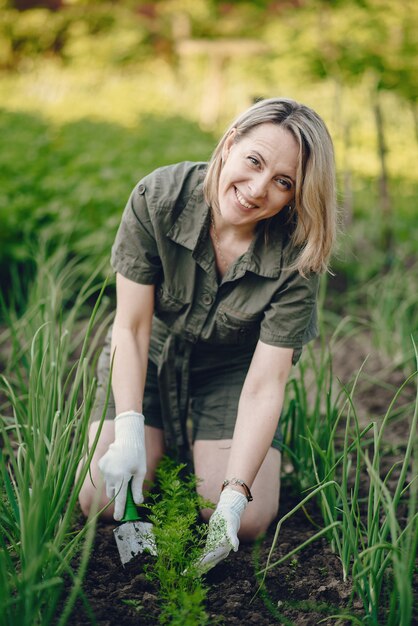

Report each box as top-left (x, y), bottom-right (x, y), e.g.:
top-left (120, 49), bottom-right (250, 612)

top-left (78, 97), bottom-right (337, 573)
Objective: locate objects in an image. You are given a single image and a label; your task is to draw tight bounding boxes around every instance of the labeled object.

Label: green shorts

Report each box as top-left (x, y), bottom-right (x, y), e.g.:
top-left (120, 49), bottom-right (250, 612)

top-left (91, 322), bottom-right (283, 451)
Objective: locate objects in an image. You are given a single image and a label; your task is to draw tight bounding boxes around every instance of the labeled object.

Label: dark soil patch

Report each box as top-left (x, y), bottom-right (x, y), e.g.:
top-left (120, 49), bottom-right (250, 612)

top-left (67, 490), bottom-right (356, 626)
top-left (64, 331), bottom-right (416, 626)
top-left (2, 310), bottom-right (415, 625)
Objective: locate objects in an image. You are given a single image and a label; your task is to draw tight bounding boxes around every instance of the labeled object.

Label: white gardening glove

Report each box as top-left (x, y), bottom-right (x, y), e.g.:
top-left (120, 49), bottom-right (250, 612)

top-left (195, 489), bottom-right (248, 575)
top-left (98, 410), bottom-right (146, 521)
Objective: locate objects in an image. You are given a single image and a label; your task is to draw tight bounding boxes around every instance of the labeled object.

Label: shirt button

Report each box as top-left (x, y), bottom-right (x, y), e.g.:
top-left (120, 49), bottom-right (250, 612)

top-left (138, 184), bottom-right (146, 195)
top-left (202, 294), bottom-right (213, 306)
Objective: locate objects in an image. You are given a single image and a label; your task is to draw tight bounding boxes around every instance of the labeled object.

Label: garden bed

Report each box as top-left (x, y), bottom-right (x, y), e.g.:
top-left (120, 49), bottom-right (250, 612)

top-left (68, 490), bottom-right (353, 626)
top-left (66, 330), bottom-right (417, 625)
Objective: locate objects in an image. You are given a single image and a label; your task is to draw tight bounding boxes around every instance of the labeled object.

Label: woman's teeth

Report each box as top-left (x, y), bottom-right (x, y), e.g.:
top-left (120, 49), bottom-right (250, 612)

top-left (235, 188), bottom-right (257, 209)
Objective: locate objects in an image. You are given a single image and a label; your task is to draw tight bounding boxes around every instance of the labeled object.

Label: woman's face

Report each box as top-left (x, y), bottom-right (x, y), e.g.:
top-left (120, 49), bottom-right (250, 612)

top-left (217, 123), bottom-right (299, 230)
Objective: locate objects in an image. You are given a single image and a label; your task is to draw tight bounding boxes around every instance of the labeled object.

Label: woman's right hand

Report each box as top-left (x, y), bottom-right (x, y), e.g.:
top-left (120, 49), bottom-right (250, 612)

top-left (98, 410), bottom-right (147, 520)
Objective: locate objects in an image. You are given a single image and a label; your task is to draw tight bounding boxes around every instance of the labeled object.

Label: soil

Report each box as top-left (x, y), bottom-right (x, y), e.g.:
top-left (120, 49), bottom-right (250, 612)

top-left (65, 326), bottom-right (417, 626)
top-left (2, 282), bottom-right (416, 626)
top-left (67, 492), bottom-right (354, 626)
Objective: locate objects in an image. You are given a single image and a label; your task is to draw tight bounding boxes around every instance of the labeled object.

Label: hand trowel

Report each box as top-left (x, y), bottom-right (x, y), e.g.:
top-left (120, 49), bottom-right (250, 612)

top-left (114, 481), bottom-right (157, 566)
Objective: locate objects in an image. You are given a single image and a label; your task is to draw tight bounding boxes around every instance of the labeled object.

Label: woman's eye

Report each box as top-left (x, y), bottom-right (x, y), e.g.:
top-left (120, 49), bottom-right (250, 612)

top-left (277, 178), bottom-right (292, 190)
top-left (247, 156), bottom-right (260, 166)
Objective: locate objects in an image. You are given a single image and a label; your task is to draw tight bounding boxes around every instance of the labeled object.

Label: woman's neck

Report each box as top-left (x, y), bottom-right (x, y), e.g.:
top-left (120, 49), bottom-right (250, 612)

top-left (210, 208), bottom-right (254, 277)
top-left (211, 206), bottom-right (255, 242)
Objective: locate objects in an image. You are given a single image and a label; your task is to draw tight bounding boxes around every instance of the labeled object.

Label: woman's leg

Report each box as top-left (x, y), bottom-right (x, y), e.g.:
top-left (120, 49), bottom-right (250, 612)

top-left (77, 421), bottom-right (165, 520)
top-left (193, 439), bottom-right (281, 542)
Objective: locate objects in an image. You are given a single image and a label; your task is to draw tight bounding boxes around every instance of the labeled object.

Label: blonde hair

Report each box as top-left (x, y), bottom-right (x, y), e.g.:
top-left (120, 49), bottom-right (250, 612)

top-left (203, 98), bottom-right (337, 275)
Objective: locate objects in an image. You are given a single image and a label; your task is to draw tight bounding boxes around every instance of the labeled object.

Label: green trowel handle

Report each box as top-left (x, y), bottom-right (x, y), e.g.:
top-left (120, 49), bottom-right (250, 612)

top-left (121, 481), bottom-right (140, 523)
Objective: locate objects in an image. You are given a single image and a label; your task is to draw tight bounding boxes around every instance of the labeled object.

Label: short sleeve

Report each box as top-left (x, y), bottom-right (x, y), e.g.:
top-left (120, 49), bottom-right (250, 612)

top-left (111, 182), bottom-right (162, 284)
top-left (259, 270), bottom-right (320, 364)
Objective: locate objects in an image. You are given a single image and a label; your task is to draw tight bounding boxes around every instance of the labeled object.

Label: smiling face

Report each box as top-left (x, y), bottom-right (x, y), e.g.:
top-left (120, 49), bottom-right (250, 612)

top-left (217, 123), bottom-right (299, 232)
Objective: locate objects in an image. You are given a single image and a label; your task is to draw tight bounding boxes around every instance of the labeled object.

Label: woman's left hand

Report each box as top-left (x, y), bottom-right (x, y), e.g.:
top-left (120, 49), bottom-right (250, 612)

top-left (195, 489), bottom-right (248, 575)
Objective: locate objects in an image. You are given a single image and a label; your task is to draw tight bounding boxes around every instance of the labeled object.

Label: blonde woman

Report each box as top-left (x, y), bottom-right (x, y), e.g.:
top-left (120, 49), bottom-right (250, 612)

top-left (79, 97), bottom-right (337, 573)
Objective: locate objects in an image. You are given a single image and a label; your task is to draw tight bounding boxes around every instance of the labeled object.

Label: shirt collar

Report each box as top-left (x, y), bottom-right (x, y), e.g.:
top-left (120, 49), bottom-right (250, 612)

top-left (166, 176), bottom-right (208, 251)
top-left (234, 221), bottom-right (284, 279)
top-left (167, 180), bottom-right (284, 279)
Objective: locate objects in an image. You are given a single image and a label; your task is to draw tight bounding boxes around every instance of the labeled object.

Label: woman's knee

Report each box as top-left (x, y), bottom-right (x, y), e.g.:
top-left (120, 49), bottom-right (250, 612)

top-left (78, 476), bottom-right (115, 521)
top-left (237, 448), bottom-right (281, 541)
top-left (144, 426), bottom-right (166, 484)
top-left (238, 502), bottom-right (279, 542)
top-left (77, 420), bottom-right (115, 520)
top-left (199, 497), bottom-right (278, 541)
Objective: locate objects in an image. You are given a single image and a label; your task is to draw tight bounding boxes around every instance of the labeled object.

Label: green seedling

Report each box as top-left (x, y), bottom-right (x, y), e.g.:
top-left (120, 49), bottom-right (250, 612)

top-left (121, 598), bottom-right (144, 613)
top-left (144, 458), bottom-right (213, 625)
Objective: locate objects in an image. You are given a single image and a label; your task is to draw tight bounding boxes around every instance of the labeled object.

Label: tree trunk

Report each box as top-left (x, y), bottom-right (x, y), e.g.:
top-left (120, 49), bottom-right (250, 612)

top-left (336, 83), bottom-right (353, 227)
top-left (411, 102), bottom-right (418, 144)
top-left (373, 92), bottom-right (393, 258)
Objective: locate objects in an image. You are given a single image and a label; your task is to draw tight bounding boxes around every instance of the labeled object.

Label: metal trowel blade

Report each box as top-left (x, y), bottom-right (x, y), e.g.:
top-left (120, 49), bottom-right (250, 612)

top-left (113, 520), bottom-right (157, 565)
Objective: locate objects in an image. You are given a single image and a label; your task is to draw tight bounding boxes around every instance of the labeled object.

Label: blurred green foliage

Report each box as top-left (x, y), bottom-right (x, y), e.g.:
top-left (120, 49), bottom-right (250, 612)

top-left (0, 108), bottom-right (215, 290)
top-left (1, 0), bottom-right (416, 105)
top-left (0, 0), bottom-right (152, 69)
top-left (0, 0), bottom-right (417, 300)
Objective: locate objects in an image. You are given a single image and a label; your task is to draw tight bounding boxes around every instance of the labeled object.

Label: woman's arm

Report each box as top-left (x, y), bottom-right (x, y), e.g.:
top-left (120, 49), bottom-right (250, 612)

top-left (97, 273), bottom-right (155, 519)
top-left (196, 341), bottom-right (293, 574)
top-left (110, 273), bottom-right (155, 413)
top-left (225, 340), bottom-right (293, 490)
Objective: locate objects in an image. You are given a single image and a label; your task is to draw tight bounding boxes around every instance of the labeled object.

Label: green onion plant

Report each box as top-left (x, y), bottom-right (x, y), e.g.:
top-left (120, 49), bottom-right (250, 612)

top-left (261, 333), bottom-right (417, 625)
top-left (345, 260), bottom-right (418, 374)
top-left (0, 245), bottom-right (111, 626)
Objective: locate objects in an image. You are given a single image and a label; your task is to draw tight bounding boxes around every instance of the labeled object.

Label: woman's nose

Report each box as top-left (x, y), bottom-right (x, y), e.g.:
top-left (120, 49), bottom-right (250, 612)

top-left (248, 176), bottom-right (268, 199)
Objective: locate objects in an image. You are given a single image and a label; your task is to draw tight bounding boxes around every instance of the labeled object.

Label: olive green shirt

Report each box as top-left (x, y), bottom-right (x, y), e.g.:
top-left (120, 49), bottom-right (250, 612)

top-left (111, 161), bottom-right (319, 365)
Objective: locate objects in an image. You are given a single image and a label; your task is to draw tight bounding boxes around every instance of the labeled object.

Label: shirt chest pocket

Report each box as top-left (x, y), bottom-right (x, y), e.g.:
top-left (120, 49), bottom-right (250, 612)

top-left (216, 307), bottom-right (261, 345)
top-left (155, 286), bottom-right (190, 329)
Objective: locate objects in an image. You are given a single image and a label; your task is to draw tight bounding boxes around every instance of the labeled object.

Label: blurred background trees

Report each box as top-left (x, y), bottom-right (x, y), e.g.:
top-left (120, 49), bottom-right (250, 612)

top-left (0, 0), bottom-right (417, 293)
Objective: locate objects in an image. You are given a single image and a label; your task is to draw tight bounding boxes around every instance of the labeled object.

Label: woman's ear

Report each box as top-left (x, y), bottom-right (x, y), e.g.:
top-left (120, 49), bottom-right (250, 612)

top-left (221, 128), bottom-right (237, 162)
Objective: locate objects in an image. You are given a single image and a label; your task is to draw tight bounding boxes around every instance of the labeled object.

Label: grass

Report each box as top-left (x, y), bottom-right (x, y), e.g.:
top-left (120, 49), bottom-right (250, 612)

top-left (259, 334), bottom-right (418, 625)
top-left (0, 74), bottom-right (416, 623)
top-left (2, 242), bottom-right (234, 623)
top-left (357, 261), bottom-right (417, 372)
top-left (0, 239), bottom-right (416, 624)
top-left (0, 107), bottom-right (216, 300)
top-left (0, 246), bottom-right (111, 626)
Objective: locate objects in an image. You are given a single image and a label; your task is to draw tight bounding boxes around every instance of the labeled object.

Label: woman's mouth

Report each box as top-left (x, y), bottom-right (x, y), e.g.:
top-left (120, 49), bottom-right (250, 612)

top-left (235, 187), bottom-right (257, 210)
